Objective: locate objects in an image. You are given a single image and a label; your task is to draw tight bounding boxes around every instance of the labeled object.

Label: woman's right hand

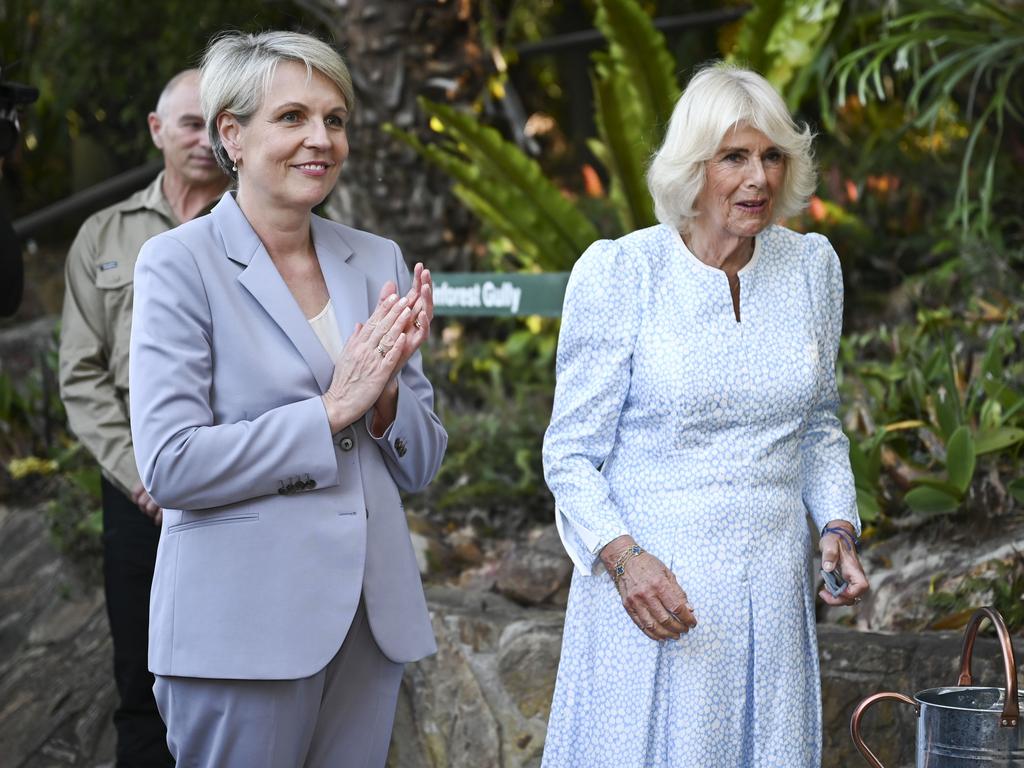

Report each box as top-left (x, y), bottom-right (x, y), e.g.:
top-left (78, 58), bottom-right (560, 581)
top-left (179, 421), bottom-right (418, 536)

top-left (601, 536), bottom-right (697, 641)
top-left (321, 292), bottom-right (413, 433)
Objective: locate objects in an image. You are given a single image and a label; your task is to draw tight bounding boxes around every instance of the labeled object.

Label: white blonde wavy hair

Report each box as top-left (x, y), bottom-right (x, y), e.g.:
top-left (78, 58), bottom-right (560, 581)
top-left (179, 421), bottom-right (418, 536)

top-left (647, 62), bottom-right (816, 233)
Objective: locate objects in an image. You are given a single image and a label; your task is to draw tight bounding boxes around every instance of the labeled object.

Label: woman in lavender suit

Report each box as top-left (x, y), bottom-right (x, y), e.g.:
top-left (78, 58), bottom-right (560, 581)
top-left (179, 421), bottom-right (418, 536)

top-left (129, 31), bottom-right (446, 768)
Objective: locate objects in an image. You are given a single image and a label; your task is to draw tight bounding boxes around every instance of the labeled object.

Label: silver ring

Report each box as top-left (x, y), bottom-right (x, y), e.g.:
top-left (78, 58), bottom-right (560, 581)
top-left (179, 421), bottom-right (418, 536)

top-left (413, 319), bottom-right (422, 329)
top-left (644, 621), bottom-right (655, 630)
top-left (375, 343), bottom-right (387, 357)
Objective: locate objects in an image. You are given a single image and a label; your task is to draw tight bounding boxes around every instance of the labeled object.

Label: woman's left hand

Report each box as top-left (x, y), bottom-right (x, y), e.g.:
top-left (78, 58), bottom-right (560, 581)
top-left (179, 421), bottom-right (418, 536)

top-left (374, 263), bottom-right (433, 370)
top-left (818, 520), bottom-right (870, 607)
top-left (367, 263), bottom-right (433, 434)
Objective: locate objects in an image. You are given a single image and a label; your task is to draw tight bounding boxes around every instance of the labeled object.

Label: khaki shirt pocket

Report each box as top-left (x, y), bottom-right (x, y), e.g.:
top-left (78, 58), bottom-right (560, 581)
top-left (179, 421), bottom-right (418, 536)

top-left (95, 262), bottom-right (134, 393)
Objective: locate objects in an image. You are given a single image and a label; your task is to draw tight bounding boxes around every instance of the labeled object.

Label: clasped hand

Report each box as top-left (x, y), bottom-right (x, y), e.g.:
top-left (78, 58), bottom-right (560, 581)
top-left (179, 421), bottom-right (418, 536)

top-left (321, 264), bottom-right (433, 434)
top-left (602, 535), bottom-right (698, 642)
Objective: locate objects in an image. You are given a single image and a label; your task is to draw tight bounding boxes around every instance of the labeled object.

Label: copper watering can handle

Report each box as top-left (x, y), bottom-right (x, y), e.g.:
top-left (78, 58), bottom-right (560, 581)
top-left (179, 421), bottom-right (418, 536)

top-left (850, 692), bottom-right (919, 768)
top-left (957, 606), bottom-right (1020, 727)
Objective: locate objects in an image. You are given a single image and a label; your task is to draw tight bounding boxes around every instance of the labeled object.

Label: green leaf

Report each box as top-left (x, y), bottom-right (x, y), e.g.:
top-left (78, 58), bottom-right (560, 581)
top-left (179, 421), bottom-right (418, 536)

top-left (946, 426), bottom-right (976, 494)
top-left (933, 387), bottom-right (961, 440)
top-left (1009, 478), bottom-right (1024, 505)
top-left (849, 440), bottom-right (871, 485)
top-left (905, 486), bottom-right (961, 515)
top-left (849, 435), bottom-right (882, 490)
top-left (68, 467), bottom-right (102, 501)
top-left (911, 475), bottom-right (964, 499)
top-left (979, 399), bottom-right (1004, 431)
top-left (76, 508), bottom-right (103, 537)
top-left (590, 58), bottom-right (656, 231)
top-left (731, 0), bottom-right (842, 105)
top-left (975, 427), bottom-right (1024, 455)
top-left (856, 486), bottom-right (881, 522)
top-left (593, 0), bottom-right (680, 132)
top-left (588, 0), bottom-right (678, 232)
top-left (905, 367), bottom-right (927, 409)
top-left (830, 0), bottom-right (1024, 234)
top-left (384, 104), bottom-right (600, 272)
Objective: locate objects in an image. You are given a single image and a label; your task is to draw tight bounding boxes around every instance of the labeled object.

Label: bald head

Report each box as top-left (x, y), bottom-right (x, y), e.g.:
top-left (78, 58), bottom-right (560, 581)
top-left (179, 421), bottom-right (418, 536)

top-left (148, 69), bottom-right (224, 190)
top-left (155, 69), bottom-right (200, 117)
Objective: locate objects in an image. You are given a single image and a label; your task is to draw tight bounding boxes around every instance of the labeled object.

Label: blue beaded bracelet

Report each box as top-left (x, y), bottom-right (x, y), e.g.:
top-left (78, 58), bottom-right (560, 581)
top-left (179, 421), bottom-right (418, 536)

top-left (612, 544), bottom-right (644, 585)
top-left (822, 525), bottom-right (860, 552)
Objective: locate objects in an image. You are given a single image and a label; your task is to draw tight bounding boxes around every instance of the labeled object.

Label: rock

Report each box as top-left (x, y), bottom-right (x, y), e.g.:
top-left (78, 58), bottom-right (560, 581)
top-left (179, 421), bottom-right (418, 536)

top-left (823, 516), bottom-right (1024, 632)
top-left (0, 502), bottom-right (117, 767)
top-left (0, 315), bottom-right (58, 378)
top-left (407, 513), bottom-right (451, 576)
top-left (496, 620), bottom-right (562, 719)
top-left (389, 587), bottom-right (561, 768)
top-left (456, 559), bottom-right (500, 592)
top-left (494, 526), bottom-right (572, 606)
top-left (445, 525), bottom-right (484, 566)
top-left (387, 589), bottom-right (557, 768)
top-left (3, 500), bottom-right (1017, 768)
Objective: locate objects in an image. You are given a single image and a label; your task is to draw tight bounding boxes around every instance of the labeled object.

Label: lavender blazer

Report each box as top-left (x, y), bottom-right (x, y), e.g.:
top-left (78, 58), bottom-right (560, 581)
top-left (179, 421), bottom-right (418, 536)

top-left (129, 193), bottom-right (445, 679)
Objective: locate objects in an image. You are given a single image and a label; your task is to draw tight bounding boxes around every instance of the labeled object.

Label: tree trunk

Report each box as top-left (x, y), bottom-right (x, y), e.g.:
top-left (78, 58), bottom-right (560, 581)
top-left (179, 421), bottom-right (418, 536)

top-left (303, 0), bottom-right (489, 271)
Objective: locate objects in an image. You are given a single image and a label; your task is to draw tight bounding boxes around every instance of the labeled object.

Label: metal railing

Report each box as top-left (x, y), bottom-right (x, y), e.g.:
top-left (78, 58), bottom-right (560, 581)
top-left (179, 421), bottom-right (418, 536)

top-left (13, 159), bottom-right (162, 241)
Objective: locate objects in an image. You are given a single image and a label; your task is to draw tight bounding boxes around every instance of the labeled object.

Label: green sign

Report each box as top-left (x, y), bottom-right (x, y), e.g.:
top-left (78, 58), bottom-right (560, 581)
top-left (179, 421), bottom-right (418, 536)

top-left (431, 273), bottom-right (570, 317)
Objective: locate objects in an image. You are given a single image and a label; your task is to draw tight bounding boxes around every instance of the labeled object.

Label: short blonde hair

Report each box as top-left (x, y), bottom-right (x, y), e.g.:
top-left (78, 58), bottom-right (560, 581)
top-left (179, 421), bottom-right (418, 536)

top-left (647, 63), bottom-right (816, 232)
top-left (200, 31), bottom-right (355, 179)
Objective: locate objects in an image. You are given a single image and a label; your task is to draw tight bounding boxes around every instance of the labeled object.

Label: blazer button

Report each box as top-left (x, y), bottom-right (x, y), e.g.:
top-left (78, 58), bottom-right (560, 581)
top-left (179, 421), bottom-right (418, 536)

top-left (306, 478), bottom-right (317, 490)
top-left (339, 437), bottom-right (354, 452)
top-left (394, 437), bottom-right (407, 457)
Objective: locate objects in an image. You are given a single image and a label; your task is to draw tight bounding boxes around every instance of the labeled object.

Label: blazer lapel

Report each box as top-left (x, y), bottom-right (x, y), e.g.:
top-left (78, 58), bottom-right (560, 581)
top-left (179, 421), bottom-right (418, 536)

top-left (311, 215), bottom-right (370, 350)
top-left (215, 194), bottom-right (335, 393)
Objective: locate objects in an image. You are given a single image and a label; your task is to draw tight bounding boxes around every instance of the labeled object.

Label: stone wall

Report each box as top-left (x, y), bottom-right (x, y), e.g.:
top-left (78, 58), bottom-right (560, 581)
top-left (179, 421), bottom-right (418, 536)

top-left (0, 502), bottom-right (1014, 768)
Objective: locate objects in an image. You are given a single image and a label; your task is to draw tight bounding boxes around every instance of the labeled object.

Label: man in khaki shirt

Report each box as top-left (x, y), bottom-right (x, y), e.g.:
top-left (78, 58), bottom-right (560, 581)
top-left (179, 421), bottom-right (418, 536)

top-left (59, 69), bottom-right (227, 767)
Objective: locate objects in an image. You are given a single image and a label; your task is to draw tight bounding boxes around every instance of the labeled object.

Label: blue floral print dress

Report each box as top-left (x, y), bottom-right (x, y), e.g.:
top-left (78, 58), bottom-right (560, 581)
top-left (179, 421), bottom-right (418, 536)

top-left (541, 224), bottom-right (861, 767)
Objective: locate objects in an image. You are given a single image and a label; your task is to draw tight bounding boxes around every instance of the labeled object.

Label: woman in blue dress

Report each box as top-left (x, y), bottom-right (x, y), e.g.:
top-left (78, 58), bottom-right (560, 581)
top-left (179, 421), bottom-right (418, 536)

top-left (541, 63), bottom-right (870, 767)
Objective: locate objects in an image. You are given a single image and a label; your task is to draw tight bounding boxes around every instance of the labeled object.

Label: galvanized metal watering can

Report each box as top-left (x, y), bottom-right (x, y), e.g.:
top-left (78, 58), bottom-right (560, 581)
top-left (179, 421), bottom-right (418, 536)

top-left (851, 607), bottom-right (1024, 767)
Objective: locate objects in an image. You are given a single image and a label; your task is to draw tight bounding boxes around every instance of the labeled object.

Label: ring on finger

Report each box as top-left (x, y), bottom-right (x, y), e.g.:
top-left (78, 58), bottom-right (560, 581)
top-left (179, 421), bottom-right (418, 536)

top-left (375, 343), bottom-right (387, 357)
top-left (413, 318), bottom-right (422, 329)
top-left (644, 621), bottom-right (655, 630)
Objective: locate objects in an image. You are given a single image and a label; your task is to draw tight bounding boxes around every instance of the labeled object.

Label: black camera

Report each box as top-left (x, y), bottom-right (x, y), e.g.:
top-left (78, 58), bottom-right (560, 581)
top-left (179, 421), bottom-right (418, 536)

top-left (0, 65), bottom-right (37, 316)
top-left (0, 67), bottom-right (39, 156)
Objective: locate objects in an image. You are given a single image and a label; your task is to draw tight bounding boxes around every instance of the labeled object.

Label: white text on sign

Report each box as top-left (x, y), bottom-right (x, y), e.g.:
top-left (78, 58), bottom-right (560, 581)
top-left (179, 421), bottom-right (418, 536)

top-left (432, 280), bottom-right (523, 314)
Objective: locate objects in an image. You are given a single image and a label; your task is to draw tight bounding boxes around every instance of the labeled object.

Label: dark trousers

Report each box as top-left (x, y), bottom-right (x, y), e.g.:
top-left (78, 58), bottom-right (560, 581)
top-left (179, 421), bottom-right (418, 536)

top-left (101, 478), bottom-right (175, 767)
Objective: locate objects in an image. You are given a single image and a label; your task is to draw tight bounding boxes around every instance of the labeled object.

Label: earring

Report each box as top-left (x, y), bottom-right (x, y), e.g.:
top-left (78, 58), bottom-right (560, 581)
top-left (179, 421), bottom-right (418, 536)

top-left (231, 158), bottom-right (239, 172)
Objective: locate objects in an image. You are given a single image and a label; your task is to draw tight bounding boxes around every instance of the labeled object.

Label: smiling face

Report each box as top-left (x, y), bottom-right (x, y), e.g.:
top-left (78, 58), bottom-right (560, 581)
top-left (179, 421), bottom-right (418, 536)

top-left (693, 122), bottom-right (786, 242)
top-left (221, 60), bottom-right (349, 218)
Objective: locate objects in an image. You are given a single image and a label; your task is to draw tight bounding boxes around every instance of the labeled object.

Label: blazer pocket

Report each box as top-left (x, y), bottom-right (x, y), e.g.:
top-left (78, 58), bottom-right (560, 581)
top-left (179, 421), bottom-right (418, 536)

top-left (168, 512), bottom-right (259, 534)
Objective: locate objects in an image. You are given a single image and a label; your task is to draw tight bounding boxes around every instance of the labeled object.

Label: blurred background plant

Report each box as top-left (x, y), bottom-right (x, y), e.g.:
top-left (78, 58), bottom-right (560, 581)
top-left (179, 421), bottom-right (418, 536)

top-left (840, 305), bottom-right (1024, 525)
top-left (3, 0), bottom-right (1022, 607)
top-left (397, 0), bottom-right (1023, 540)
top-left (0, 332), bottom-right (103, 577)
top-left (0, 0), bottom-right (329, 222)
